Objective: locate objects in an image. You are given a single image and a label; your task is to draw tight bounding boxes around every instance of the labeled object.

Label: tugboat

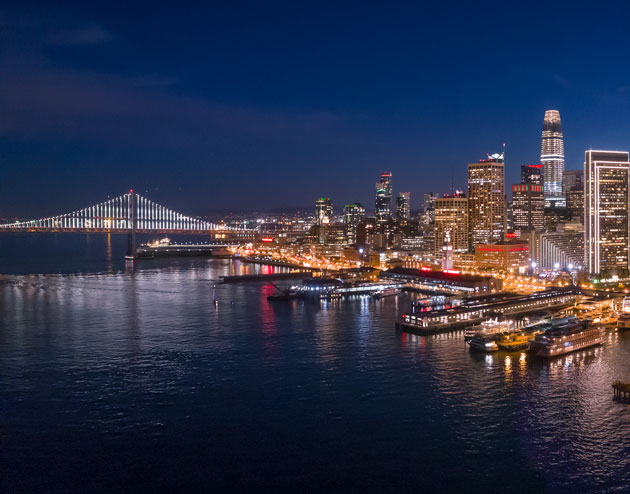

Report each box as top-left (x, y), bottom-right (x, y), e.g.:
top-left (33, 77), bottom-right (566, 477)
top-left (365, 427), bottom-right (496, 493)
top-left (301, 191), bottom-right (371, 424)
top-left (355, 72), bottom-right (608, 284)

top-left (529, 317), bottom-right (603, 358)
top-left (617, 296), bottom-right (630, 331)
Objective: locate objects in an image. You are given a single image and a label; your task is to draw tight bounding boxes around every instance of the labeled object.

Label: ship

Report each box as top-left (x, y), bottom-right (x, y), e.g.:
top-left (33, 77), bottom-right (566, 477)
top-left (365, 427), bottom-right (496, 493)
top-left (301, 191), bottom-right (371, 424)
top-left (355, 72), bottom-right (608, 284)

top-left (529, 317), bottom-right (603, 358)
top-left (372, 287), bottom-right (403, 299)
top-left (464, 318), bottom-right (514, 342)
top-left (617, 296), bottom-right (630, 331)
top-left (496, 331), bottom-right (531, 352)
top-left (468, 333), bottom-right (498, 352)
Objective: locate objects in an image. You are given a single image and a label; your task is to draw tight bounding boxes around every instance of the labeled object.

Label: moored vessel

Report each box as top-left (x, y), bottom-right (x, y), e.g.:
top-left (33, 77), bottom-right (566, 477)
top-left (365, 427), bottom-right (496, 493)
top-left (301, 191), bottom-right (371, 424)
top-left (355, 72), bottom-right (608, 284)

top-left (529, 317), bottom-right (603, 358)
top-left (496, 331), bottom-right (531, 352)
top-left (468, 333), bottom-right (498, 352)
top-left (617, 296), bottom-right (630, 331)
top-left (464, 318), bottom-right (514, 341)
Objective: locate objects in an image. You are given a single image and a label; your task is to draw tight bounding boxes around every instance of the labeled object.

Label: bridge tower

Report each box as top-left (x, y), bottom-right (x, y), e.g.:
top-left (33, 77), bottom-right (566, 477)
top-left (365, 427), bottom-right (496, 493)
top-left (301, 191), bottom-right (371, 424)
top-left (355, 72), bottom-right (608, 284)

top-left (126, 189), bottom-right (137, 259)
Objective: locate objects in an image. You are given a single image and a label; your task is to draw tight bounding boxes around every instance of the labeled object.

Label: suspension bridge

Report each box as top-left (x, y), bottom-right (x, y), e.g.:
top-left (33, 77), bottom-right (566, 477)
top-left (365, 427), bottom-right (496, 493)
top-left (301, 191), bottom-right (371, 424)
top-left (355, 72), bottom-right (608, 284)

top-left (0, 190), bottom-right (256, 258)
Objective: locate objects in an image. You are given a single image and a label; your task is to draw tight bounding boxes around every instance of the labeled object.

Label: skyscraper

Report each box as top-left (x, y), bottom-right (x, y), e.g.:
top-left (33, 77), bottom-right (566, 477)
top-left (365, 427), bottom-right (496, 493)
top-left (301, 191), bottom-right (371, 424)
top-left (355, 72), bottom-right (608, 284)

top-left (521, 164), bottom-right (544, 185)
top-left (435, 194), bottom-right (468, 256)
top-left (315, 197), bottom-right (333, 225)
top-left (468, 152), bottom-right (507, 249)
top-left (584, 150), bottom-right (630, 275)
top-left (396, 192), bottom-right (411, 221)
top-left (512, 184), bottom-right (544, 235)
top-left (562, 169), bottom-right (584, 194)
top-left (541, 110), bottom-right (565, 206)
top-left (343, 203), bottom-right (366, 244)
top-left (375, 172), bottom-right (392, 223)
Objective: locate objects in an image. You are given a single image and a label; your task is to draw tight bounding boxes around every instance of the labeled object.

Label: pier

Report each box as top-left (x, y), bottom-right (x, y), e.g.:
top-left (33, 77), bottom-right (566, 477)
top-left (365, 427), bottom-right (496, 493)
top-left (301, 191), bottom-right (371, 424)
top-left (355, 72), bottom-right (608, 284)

top-left (221, 272), bottom-right (313, 283)
top-left (612, 382), bottom-right (630, 402)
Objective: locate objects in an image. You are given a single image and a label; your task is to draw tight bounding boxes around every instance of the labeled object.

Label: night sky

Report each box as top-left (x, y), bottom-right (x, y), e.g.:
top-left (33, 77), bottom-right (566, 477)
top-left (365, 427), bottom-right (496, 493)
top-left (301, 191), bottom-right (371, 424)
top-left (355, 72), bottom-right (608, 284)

top-left (2, 2), bottom-right (630, 218)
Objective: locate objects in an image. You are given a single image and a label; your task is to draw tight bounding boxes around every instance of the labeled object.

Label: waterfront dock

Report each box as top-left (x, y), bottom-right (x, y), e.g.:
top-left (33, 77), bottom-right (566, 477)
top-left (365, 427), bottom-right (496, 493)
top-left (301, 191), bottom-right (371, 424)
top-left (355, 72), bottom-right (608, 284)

top-left (396, 287), bottom-right (582, 336)
top-left (612, 382), bottom-right (630, 402)
top-left (221, 272), bottom-right (313, 283)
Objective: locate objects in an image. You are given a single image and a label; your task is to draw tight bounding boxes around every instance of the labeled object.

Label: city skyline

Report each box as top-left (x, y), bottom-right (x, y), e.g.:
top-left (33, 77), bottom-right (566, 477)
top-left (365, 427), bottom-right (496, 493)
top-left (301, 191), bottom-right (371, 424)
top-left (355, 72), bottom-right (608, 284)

top-left (3, 3), bottom-right (630, 216)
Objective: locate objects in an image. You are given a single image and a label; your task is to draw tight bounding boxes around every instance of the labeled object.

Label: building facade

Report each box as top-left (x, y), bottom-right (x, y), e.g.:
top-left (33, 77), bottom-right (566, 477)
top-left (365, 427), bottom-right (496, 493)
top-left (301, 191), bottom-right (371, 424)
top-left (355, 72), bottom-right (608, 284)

top-left (375, 172), bottom-right (393, 223)
top-left (512, 184), bottom-right (544, 234)
top-left (434, 194), bottom-right (468, 256)
top-left (315, 197), bottom-right (333, 226)
top-left (562, 169), bottom-right (584, 194)
top-left (541, 110), bottom-right (565, 206)
top-left (474, 241), bottom-right (530, 272)
top-left (468, 155), bottom-right (507, 249)
top-left (342, 203), bottom-right (366, 244)
top-left (584, 150), bottom-right (630, 275)
top-left (521, 164), bottom-right (544, 185)
top-left (396, 192), bottom-right (411, 221)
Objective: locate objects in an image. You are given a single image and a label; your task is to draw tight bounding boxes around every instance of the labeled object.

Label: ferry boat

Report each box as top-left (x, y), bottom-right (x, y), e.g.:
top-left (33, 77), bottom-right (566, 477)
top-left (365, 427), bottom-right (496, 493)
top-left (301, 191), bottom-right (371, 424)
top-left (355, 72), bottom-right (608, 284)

top-left (617, 296), bottom-right (630, 331)
top-left (464, 319), bottom-right (514, 341)
top-left (372, 287), bottom-right (403, 299)
top-left (468, 333), bottom-right (498, 352)
top-left (496, 331), bottom-right (531, 352)
top-left (529, 318), bottom-right (603, 358)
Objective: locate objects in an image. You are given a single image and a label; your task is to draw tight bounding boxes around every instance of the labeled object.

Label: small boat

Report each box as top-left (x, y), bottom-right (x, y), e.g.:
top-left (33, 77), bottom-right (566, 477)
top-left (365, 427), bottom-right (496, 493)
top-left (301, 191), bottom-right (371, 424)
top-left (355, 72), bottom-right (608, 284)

top-left (468, 333), bottom-right (498, 352)
top-left (372, 287), bottom-right (403, 299)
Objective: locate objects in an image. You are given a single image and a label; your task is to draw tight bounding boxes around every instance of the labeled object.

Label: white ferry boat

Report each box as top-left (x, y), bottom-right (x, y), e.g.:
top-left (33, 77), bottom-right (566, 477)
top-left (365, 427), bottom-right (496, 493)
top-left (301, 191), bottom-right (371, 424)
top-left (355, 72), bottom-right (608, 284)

top-left (529, 318), bottom-right (603, 358)
top-left (464, 319), bottom-right (514, 341)
top-left (468, 333), bottom-right (499, 352)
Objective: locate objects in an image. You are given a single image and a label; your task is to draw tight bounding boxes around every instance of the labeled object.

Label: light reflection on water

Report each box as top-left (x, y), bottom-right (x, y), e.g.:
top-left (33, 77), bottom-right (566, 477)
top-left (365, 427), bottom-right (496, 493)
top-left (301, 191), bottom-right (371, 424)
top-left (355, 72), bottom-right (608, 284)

top-left (1, 254), bottom-right (630, 492)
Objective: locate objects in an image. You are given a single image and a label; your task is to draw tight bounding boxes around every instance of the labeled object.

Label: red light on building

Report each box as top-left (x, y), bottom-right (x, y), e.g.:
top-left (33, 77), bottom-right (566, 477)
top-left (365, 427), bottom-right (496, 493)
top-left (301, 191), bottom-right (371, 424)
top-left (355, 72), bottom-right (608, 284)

top-left (420, 266), bottom-right (432, 271)
top-left (261, 237), bottom-right (274, 243)
top-left (443, 269), bottom-right (460, 275)
top-left (506, 232), bottom-right (516, 238)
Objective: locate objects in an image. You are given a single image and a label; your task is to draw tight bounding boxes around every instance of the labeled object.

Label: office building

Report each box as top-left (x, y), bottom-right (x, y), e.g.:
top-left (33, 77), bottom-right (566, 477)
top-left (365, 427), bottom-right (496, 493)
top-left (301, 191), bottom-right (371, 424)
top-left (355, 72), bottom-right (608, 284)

top-left (585, 150), bottom-right (630, 275)
top-left (562, 169), bottom-right (584, 194)
top-left (468, 152), bottom-right (507, 249)
top-left (512, 184), bottom-right (544, 234)
top-left (421, 192), bottom-right (438, 225)
top-left (521, 164), bottom-right (544, 185)
top-left (315, 197), bottom-right (333, 226)
top-left (475, 240), bottom-right (530, 272)
top-left (396, 192), bottom-right (411, 221)
top-left (342, 203), bottom-right (366, 244)
top-left (541, 110), bottom-right (565, 207)
top-left (375, 172), bottom-right (393, 223)
top-left (434, 194), bottom-right (468, 256)
top-left (566, 186), bottom-right (584, 224)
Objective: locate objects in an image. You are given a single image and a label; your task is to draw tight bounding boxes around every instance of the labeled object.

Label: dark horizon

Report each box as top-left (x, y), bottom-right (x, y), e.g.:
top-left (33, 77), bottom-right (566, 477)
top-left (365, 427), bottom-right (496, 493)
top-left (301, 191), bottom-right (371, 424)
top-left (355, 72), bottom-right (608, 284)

top-left (2, 2), bottom-right (630, 217)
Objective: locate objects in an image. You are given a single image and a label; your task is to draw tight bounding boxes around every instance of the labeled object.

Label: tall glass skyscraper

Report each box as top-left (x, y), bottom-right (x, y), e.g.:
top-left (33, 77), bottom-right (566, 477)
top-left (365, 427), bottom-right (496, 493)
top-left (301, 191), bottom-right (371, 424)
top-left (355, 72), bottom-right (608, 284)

top-left (541, 110), bottom-right (565, 206)
top-left (375, 172), bottom-right (392, 223)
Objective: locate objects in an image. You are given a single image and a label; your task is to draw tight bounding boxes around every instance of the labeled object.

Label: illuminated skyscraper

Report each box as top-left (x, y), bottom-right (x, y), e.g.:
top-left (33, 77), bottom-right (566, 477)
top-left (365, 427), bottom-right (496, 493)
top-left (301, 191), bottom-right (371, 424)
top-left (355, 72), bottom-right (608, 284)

top-left (435, 194), bottom-right (468, 256)
top-left (468, 152), bottom-right (507, 249)
top-left (541, 110), bottom-right (565, 206)
top-left (315, 197), bottom-right (333, 226)
top-left (512, 184), bottom-right (544, 235)
top-left (375, 172), bottom-right (392, 223)
top-left (585, 150), bottom-right (630, 275)
top-left (343, 203), bottom-right (366, 244)
top-left (396, 192), bottom-right (411, 221)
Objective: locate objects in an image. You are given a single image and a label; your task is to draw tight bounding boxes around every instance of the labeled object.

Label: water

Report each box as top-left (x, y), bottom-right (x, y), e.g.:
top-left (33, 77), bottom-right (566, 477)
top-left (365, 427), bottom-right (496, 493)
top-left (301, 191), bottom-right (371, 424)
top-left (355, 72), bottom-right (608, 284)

top-left (1, 234), bottom-right (630, 493)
